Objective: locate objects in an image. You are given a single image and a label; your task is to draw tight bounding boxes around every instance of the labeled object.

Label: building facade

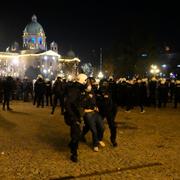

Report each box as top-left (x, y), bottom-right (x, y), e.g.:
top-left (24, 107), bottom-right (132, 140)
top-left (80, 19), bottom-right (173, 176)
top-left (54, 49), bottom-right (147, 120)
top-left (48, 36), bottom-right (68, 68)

top-left (0, 15), bottom-right (80, 79)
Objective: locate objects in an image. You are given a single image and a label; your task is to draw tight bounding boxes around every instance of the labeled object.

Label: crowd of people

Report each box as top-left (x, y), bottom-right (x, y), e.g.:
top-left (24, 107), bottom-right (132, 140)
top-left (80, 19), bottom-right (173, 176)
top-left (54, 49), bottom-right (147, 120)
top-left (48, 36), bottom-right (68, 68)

top-left (0, 74), bottom-right (180, 162)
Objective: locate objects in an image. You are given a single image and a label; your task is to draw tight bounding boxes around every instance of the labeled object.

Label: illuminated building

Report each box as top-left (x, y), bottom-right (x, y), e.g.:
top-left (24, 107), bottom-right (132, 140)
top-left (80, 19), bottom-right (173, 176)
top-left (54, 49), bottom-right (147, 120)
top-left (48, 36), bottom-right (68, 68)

top-left (0, 15), bottom-right (80, 79)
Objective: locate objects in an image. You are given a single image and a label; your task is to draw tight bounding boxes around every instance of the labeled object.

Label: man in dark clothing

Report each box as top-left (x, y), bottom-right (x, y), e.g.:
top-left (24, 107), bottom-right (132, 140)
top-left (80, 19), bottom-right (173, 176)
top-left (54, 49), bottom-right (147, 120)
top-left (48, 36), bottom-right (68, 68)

top-left (98, 79), bottom-right (117, 147)
top-left (133, 80), bottom-right (146, 112)
top-left (23, 77), bottom-right (33, 102)
top-left (34, 75), bottom-right (45, 108)
top-left (169, 80), bottom-right (176, 102)
top-left (63, 73), bottom-right (87, 162)
top-left (15, 78), bottom-right (23, 100)
top-left (2, 76), bottom-right (14, 111)
top-left (174, 80), bottom-right (180, 108)
top-left (149, 78), bottom-right (157, 107)
top-left (51, 76), bottom-right (65, 114)
top-left (125, 80), bottom-right (134, 112)
top-left (45, 79), bottom-right (52, 106)
top-left (157, 79), bottom-right (169, 108)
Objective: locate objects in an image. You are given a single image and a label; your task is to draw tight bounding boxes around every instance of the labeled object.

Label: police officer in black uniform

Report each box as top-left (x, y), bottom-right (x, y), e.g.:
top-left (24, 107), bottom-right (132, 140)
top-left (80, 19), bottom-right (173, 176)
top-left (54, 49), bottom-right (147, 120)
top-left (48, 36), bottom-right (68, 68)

top-left (2, 76), bottom-right (14, 111)
top-left (45, 78), bottom-right (52, 106)
top-left (98, 79), bottom-right (118, 147)
top-left (63, 74), bottom-right (87, 162)
top-left (51, 75), bottom-right (65, 114)
top-left (174, 80), bottom-right (180, 108)
top-left (157, 79), bottom-right (168, 108)
top-left (34, 75), bottom-right (45, 108)
top-left (149, 77), bottom-right (157, 107)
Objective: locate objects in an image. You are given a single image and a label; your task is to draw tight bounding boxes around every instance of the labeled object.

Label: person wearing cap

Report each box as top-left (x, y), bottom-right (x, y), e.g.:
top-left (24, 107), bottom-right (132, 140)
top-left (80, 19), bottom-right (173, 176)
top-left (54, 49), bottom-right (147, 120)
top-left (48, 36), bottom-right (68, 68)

top-left (63, 73), bottom-right (87, 162)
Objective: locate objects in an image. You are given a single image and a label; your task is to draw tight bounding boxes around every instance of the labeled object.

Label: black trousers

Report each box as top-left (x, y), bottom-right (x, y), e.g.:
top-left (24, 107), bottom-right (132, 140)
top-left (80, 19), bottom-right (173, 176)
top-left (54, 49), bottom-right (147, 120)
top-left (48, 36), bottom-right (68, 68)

top-left (52, 94), bottom-right (64, 114)
top-left (37, 94), bottom-right (44, 107)
top-left (69, 122), bottom-right (81, 156)
top-left (3, 94), bottom-right (10, 109)
top-left (106, 114), bottom-right (117, 143)
top-left (45, 93), bottom-right (52, 106)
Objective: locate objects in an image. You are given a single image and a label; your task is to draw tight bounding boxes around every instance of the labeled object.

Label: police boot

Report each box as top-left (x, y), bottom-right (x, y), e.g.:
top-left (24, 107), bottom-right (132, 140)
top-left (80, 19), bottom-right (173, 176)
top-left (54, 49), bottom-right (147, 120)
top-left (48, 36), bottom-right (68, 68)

top-left (70, 154), bottom-right (78, 163)
top-left (112, 142), bottom-right (118, 147)
top-left (111, 138), bottom-right (118, 147)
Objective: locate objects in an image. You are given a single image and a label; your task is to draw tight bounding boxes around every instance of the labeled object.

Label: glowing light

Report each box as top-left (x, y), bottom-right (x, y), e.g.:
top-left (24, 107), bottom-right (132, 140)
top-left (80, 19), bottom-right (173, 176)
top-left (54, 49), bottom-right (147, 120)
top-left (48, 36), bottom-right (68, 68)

top-left (98, 71), bottom-right (104, 79)
top-left (73, 57), bottom-right (80, 62)
top-left (43, 69), bottom-right (47, 74)
top-left (12, 58), bottom-right (19, 65)
top-left (44, 56), bottom-right (48, 60)
top-left (170, 72), bottom-right (173, 76)
top-left (162, 64), bottom-right (167, 68)
top-left (177, 65), bottom-right (180, 68)
top-left (67, 74), bottom-right (73, 81)
top-left (165, 46), bottom-right (170, 51)
top-left (150, 64), bottom-right (160, 75)
top-left (151, 65), bottom-right (157, 69)
top-left (141, 53), bottom-right (148, 57)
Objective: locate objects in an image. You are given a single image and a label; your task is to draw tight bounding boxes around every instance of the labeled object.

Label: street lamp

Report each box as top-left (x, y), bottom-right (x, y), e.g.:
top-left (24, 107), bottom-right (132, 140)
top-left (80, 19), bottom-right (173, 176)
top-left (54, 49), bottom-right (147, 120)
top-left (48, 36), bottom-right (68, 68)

top-left (98, 71), bottom-right (104, 79)
top-left (150, 64), bottom-right (160, 76)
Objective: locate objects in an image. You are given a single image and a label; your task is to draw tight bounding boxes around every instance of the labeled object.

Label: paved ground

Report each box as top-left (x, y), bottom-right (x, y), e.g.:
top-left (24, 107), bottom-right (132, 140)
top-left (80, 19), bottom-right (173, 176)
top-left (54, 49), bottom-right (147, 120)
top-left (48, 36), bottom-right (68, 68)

top-left (0, 101), bottom-right (180, 180)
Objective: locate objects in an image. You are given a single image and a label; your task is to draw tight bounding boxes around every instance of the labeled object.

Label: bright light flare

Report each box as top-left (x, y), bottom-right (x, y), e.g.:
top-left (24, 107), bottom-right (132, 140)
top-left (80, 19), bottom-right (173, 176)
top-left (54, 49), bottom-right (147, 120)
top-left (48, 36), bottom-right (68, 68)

top-left (162, 64), bottom-right (167, 68)
top-left (44, 56), bottom-right (48, 60)
top-left (43, 69), bottom-right (47, 74)
top-left (98, 71), bottom-right (104, 79)
top-left (150, 64), bottom-right (160, 74)
top-left (12, 57), bottom-right (19, 65)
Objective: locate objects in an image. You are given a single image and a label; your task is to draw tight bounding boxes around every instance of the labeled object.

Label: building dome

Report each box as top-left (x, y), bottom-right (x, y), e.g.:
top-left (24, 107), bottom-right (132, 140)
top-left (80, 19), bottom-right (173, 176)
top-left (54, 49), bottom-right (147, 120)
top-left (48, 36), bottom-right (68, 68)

top-left (67, 50), bottom-right (76, 58)
top-left (24, 15), bottom-right (44, 34)
top-left (23, 15), bottom-right (46, 50)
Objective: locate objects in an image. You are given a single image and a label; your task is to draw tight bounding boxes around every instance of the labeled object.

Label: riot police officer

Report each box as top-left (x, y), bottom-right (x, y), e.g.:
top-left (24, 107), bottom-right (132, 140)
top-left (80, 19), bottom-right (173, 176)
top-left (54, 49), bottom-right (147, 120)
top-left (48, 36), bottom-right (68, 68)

top-left (63, 74), bottom-right (87, 162)
top-left (98, 79), bottom-right (118, 146)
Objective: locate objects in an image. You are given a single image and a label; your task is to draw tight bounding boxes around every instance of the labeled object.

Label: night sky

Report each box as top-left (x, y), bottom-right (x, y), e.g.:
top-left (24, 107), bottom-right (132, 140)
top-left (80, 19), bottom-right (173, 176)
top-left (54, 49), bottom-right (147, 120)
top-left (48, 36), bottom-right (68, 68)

top-left (0, 1), bottom-right (179, 62)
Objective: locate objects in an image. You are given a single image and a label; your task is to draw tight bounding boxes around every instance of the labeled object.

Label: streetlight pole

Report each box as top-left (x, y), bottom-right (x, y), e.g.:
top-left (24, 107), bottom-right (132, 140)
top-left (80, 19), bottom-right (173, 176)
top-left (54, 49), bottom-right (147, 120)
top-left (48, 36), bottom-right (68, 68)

top-left (97, 48), bottom-right (104, 79)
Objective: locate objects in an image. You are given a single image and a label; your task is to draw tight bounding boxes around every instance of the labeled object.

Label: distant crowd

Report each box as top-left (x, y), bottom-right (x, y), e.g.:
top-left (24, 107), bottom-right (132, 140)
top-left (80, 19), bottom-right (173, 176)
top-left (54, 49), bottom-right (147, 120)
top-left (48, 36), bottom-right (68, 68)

top-left (0, 75), bottom-right (180, 111)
